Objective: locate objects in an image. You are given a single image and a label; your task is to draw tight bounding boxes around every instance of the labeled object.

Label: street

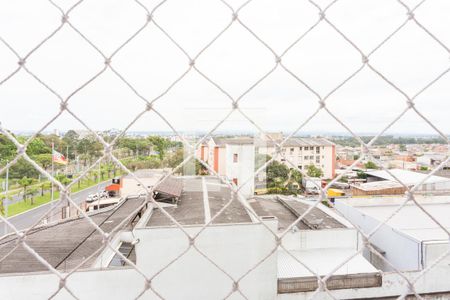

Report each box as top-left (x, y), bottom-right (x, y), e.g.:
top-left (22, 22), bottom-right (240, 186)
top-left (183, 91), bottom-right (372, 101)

top-left (1, 181), bottom-right (110, 234)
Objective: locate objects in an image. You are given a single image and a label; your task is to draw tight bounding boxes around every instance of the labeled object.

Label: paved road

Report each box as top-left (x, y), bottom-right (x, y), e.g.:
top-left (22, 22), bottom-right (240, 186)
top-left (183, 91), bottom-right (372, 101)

top-left (1, 181), bottom-right (110, 234)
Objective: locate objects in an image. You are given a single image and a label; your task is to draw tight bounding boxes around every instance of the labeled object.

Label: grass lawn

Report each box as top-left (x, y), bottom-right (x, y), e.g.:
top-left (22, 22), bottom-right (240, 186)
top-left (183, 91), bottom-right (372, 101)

top-left (2, 172), bottom-right (120, 217)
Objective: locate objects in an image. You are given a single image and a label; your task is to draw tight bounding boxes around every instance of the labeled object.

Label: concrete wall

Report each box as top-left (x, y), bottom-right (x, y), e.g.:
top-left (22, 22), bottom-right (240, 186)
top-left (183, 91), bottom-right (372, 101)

top-left (132, 223), bottom-right (277, 300)
top-left (423, 241), bottom-right (450, 269)
top-left (281, 228), bottom-right (358, 251)
top-left (335, 200), bottom-right (421, 272)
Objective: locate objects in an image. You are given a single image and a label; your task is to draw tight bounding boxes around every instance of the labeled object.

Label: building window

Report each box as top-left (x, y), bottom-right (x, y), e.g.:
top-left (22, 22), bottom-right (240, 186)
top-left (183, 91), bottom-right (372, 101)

top-left (304, 156), bottom-right (308, 160)
top-left (316, 147), bottom-right (320, 154)
top-left (298, 165), bottom-right (302, 169)
top-left (316, 156), bottom-right (320, 163)
top-left (310, 156), bottom-right (314, 160)
top-left (299, 147), bottom-right (303, 151)
top-left (290, 148), bottom-right (294, 155)
top-left (305, 146), bottom-right (309, 150)
top-left (233, 153), bottom-right (238, 163)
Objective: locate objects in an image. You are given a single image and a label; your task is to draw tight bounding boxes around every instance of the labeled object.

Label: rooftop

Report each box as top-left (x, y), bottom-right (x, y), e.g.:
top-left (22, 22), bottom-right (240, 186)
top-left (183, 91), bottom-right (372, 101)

top-left (212, 136), bottom-right (254, 146)
top-left (249, 196), bottom-right (346, 232)
top-left (0, 197), bottom-right (145, 274)
top-left (146, 176), bottom-right (253, 227)
top-left (337, 196), bottom-right (450, 242)
top-left (351, 180), bottom-right (404, 191)
top-left (365, 169), bottom-right (450, 185)
top-left (261, 137), bottom-right (335, 147)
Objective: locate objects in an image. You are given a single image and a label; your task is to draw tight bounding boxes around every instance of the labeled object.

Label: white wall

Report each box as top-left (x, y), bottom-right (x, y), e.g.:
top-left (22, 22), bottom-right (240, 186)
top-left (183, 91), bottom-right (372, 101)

top-left (225, 144), bottom-right (255, 198)
top-left (423, 241), bottom-right (450, 269)
top-left (281, 228), bottom-right (358, 251)
top-left (335, 200), bottom-right (421, 272)
top-left (133, 223), bottom-right (277, 300)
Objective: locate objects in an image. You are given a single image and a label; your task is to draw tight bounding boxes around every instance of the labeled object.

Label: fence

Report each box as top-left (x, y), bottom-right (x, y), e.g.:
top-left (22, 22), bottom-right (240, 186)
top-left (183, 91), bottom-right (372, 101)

top-left (0, 0), bottom-right (450, 299)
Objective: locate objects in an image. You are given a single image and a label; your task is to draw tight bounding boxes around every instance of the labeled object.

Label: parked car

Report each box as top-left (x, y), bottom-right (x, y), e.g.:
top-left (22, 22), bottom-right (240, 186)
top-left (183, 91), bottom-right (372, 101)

top-left (86, 193), bottom-right (99, 203)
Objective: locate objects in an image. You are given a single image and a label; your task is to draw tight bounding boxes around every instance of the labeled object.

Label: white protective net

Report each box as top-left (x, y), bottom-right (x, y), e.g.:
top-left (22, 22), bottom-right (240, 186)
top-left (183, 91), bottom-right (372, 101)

top-left (0, 0), bottom-right (450, 299)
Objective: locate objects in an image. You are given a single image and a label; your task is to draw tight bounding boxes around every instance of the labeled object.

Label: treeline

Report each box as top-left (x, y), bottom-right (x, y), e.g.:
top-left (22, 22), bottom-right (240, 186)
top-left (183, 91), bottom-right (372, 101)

top-left (330, 135), bottom-right (446, 147)
top-left (0, 130), bottom-right (182, 180)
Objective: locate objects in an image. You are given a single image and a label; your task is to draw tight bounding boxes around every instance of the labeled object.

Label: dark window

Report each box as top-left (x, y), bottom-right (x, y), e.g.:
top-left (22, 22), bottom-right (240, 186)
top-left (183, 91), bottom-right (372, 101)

top-left (233, 153), bottom-right (238, 163)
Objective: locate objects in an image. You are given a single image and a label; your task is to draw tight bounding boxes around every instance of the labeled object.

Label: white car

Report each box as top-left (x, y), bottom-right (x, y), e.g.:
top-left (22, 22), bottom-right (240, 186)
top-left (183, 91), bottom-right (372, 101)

top-left (86, 193), bottom-right (99, 203)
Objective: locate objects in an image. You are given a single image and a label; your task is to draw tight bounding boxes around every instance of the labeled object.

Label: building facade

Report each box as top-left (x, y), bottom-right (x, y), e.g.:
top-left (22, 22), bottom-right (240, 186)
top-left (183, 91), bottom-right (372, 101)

top-left (199, 137), bottom-right (256, 198)
top-left (257, 136), bottom-right (336, 179)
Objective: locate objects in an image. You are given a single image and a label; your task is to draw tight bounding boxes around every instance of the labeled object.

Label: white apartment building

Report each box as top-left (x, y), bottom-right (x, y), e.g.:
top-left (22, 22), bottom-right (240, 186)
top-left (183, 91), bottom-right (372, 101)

top-left (199, 137), bottom-right (255, 198)
top-left (257, 136), bottom-right (336, 179)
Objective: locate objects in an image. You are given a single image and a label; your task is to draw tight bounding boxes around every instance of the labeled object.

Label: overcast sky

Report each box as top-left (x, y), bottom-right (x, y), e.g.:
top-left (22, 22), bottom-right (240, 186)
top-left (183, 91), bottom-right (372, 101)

top-left (0, 0), bottom-right (449, 136)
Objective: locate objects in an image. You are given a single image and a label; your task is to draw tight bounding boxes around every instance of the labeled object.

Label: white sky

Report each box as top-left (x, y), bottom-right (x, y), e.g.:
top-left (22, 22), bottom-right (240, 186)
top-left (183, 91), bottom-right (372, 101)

top-left (0, 0), bottom-right (449, 136)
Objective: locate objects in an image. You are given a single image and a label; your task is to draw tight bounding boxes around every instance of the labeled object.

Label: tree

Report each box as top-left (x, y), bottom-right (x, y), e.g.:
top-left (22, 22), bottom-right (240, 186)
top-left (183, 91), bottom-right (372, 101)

top-left (0, 134), bottom-right (16, 165)
top-left (62, 130), bottom-right (80, 159)
top-left (39, 182), bottom-right (51, 196)
top-left (289, 168), bottom-right (303, 184)
top-left (357, 171), bottom-right (367, 179)
top-left (148, 136), bottom-right (171, 160)
top-left (18, 177), bottom-right (34, 201)
top-left (25, 137), bottom-right (51, 156)
top-left (0, 194), bottom-right (4, 215)
top-left (9, 158), bottom-right (39, 179)
top-left (266, 161), bottom-right (290, 188)
top-left (306, 165), bottom-right (323, 178)
top-left (364, 161), bottom-right (378, 170)
top-left (26, 187), bottom-right (39, 205)
top-left (55, 174), bottom-right (71, 188)
top-left (166, 148), bottom-right (184, 169)
top-left (32, 153), bottom-right (53, 170)
top-left (255, 154), bottom-right (271, 170)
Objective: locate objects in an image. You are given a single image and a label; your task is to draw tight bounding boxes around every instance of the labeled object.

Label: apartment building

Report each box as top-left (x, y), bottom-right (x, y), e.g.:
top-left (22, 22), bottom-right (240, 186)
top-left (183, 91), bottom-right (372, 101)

top-left (199, 136), bottom-right (255, 198)
top-left (257, 135), bottom-right (336, 179)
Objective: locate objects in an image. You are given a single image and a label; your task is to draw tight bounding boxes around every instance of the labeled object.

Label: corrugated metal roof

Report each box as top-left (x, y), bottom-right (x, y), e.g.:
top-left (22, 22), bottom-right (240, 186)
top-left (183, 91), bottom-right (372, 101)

top-left (366, 169), bottom-right (450, 185)
top-left (154, 176), bottom-right (183, 198)
top-left (0, 198), bottom-right (145, 274)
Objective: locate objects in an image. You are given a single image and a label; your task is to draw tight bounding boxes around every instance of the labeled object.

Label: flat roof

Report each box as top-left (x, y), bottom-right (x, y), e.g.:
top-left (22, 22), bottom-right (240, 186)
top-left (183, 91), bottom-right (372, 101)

top-left (338, 196), bottom-right (450, 242)
top-left (146, 177), bottom-right (253, 227)
top-left (0, 197), bottom-right (145, 274)
top-left (249, 196), bottom-right (346, 232)
top-left (366, 169), bottom-right (450, 185)
top-left (261, 137), bottom-right (334, 147)
top-left (212, 137), bottom-right (254, 146)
